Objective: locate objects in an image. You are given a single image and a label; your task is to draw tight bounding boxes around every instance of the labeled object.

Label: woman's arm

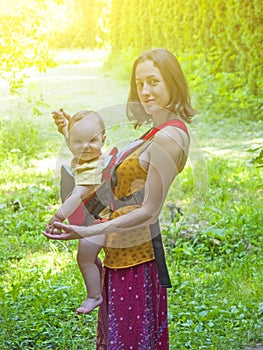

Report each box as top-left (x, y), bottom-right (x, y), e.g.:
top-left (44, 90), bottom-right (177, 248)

top-left (49, 185), bottom-right (94, 224)
top-left (43, 128), bottom-right (189, 240)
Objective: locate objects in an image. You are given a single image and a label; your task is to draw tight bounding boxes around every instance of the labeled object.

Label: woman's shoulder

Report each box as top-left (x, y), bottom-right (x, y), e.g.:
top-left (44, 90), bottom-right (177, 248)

top-left (144, 125), bottom-right (189, 171)
top-left (153, 124), bottom-right (189, 150)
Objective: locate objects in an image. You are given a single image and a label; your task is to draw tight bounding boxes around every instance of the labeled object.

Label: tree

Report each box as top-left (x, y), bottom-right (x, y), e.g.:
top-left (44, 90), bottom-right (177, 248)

top-left (0, 0), bottom-right (55, 92)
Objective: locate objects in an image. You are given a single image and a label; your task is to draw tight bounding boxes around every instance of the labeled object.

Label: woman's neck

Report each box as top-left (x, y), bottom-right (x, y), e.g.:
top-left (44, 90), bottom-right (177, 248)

top-left (152, 111), bottom-right (171, 127)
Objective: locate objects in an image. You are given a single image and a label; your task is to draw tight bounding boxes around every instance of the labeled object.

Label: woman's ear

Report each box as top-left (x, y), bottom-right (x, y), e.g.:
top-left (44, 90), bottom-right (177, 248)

top-left (102, 134), bottom-right (106, 144)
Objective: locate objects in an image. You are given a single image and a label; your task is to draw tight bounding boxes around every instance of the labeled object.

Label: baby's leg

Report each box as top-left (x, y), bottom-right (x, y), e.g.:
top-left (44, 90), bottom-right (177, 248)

top-left (76, 235), bottom-right (105, 314)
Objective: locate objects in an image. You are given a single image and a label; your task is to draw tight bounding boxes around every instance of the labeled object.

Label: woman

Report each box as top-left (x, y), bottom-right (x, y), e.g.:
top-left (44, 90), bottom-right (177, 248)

top-left (44, 48), bottom-right (196, 349)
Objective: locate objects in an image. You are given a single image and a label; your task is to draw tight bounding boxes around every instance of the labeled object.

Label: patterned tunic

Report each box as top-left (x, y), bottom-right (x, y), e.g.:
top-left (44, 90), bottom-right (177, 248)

top-left (97, 143), bottom-right (169, 350)
top-left (103, 145), bottom-right (155, 268)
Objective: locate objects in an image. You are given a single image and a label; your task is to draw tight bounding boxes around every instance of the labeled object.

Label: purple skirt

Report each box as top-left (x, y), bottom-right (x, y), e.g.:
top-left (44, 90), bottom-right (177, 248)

top-left (96, 260), bottom-right (169, 350)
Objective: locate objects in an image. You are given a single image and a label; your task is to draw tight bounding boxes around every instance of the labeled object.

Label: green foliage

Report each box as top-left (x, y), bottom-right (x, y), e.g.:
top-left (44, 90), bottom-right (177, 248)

top-left (0, 250), bottom-right (97, 349)
top-left (162, 153), bottom-right (263, 349)
top-left (0, 148), bottom-right (97, 349)
top-left (0, 0), bottom-right (56, 92)
top-left (167, 258), bottom-right (263, 349)
top-left (248, 146), bottom-right (263, 168)
top-left (0, 0), bottom-right (109, 91)
top-left (107, 0), bottom-right (263, 121)
top-left (0, 118), bottom-right (42, 162)
top-left (48, 0), bottom-right (110, 49)
top-left (2, 1), bottom-right (262, 122)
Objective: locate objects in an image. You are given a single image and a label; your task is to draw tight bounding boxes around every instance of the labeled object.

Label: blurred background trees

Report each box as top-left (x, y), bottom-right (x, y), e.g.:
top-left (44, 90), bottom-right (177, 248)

top-left (0, 0), bottom-right (262, 120)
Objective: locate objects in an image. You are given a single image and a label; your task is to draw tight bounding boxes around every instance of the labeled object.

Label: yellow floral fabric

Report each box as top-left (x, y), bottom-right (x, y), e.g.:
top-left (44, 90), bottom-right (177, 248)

top-left (103, 146), bottom-right (155, 269)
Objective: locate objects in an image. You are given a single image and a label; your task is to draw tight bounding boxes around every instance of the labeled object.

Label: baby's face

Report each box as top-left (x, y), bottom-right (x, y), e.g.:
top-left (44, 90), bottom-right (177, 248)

top-left (69, 119), bottom-right (105, 163)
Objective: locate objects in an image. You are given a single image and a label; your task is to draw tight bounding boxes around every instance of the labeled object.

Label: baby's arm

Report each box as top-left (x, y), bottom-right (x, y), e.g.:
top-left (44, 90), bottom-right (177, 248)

top-left (49, 185), bottom-right (94, 225)
top-left (52, 108), bottom-right (71, 141)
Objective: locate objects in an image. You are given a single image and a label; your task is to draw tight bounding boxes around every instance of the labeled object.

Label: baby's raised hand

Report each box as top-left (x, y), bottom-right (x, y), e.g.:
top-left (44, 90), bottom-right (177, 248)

top-left (52, 108), bottom-right (71, 138)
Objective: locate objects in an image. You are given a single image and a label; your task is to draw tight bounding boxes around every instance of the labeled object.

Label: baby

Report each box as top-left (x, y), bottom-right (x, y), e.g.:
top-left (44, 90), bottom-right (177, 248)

top-left (48, 110), bottom-right (106, 314)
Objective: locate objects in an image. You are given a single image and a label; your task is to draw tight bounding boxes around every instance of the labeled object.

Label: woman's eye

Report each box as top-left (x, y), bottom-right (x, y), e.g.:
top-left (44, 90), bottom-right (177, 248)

top-left (149, 79), bottom-right (158, 85)
top-left (136, 82), bottom-right (143, 89)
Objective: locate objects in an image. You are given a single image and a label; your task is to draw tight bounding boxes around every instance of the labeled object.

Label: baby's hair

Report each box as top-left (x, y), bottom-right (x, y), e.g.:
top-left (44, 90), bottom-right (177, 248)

top-left (68, 110), bottom-right (105, 135)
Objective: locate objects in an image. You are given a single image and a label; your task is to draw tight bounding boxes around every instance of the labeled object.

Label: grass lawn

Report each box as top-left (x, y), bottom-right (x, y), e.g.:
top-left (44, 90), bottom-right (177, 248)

top-left (0, 50), bottom-right (262, 349)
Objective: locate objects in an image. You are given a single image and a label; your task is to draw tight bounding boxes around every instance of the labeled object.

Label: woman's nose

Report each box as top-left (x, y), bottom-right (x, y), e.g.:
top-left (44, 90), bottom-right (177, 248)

top-left (141, 82), bottom-right (150, 95)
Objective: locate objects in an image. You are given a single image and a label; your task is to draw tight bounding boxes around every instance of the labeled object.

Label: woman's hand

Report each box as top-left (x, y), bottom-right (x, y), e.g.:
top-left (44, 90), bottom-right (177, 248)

top-left (43, 222), bottom-right (82, 240)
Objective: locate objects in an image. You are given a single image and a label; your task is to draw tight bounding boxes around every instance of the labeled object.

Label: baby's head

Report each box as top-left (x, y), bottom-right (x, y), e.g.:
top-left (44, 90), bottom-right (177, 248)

top-left (68, 110), bottom-right (106, 163)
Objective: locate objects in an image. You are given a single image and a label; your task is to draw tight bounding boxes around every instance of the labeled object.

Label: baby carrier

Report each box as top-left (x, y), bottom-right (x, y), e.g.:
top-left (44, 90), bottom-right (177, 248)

top-left (60, 119), bottom-right (189, 288)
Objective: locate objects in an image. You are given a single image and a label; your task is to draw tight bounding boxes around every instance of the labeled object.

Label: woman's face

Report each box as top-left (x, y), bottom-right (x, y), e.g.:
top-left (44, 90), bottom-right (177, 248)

top-left (135, 59), bottom-right (170, 116)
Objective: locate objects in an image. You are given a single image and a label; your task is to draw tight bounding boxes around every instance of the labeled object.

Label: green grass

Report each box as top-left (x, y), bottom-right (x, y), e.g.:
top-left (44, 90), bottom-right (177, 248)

top-left (0, 50), bottom-right (262, 349)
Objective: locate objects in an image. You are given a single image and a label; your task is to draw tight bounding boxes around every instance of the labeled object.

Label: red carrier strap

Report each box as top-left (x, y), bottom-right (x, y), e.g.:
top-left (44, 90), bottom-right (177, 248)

top-left (143, 119), bottom-right (189, 141)
top-left (117, 119), bottom-right (188, 163)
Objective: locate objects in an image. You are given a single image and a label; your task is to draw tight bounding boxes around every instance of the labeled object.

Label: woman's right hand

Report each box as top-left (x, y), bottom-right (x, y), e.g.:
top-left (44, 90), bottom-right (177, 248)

top-left (52, 108), bottom-right (71, 137)
top-left (43, 222), bottom-right (83, 240)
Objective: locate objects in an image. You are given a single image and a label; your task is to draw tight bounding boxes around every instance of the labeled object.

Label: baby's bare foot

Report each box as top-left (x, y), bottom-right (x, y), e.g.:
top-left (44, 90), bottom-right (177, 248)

top-left (76, 295), bottom-right (103, 314)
